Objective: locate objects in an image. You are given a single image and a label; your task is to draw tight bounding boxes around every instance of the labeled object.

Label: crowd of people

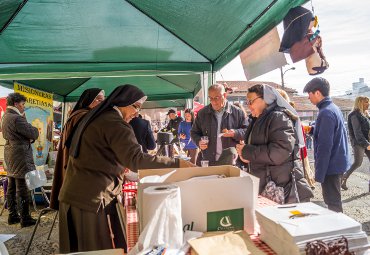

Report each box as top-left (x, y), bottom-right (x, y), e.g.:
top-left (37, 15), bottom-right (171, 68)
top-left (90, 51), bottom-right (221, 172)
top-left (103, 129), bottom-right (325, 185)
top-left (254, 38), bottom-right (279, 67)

top-left (1, 77), bottom-right (369, 253)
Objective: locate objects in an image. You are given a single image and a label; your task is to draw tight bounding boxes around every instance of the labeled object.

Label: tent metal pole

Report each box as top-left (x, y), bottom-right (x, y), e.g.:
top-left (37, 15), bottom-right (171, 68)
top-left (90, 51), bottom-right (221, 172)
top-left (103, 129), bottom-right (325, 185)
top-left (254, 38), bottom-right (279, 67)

top-left (201, 71), bottom-right (209, 105)
top-left (61, 97), bottom-right (66, 131)
top-left (202, 71), bottom-right (216, 105)
top-left (211, 72), bottom-right (216, 85)
top-left (185, 98), bottom-right (193, 110)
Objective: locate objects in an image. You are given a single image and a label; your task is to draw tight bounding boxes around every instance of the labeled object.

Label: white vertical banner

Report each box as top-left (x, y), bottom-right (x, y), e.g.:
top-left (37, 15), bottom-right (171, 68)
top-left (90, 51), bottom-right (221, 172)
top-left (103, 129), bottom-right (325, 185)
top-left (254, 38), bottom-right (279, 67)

top-left (240, 28), bottom-right (287, 80)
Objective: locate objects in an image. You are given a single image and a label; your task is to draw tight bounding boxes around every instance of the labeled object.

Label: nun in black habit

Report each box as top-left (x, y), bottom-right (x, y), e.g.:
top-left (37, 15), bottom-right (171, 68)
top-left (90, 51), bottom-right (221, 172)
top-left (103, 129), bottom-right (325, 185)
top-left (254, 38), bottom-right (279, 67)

top-left (50, 88), bottom-right (104, 210)
top-left (58, 84), bottom-right (193, 253)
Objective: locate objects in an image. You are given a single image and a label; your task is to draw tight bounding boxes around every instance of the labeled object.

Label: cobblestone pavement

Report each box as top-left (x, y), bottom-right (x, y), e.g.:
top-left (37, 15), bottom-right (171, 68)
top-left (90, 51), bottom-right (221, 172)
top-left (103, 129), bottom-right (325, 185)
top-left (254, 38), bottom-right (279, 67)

top-left (307, 149), bottom-right (370, 240)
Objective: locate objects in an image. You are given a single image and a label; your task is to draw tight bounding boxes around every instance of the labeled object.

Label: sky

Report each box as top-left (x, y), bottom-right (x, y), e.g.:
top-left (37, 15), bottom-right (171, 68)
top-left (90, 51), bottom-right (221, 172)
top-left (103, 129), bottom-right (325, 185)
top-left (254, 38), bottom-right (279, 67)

top-left (216, 1), bottom-right (370, 96)
top-left (1, 1), bottom-right (369, 97)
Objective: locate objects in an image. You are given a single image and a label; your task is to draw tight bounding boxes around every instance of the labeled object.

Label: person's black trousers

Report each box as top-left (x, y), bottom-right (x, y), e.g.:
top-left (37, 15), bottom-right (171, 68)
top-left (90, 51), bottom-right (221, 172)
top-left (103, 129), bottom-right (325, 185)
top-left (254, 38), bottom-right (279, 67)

top-left (344, 144), bottom-right (370, 179)
top-left (7, 177), bottom-right (29, 203)
top-left (321, 174), bottom-right (343, 212)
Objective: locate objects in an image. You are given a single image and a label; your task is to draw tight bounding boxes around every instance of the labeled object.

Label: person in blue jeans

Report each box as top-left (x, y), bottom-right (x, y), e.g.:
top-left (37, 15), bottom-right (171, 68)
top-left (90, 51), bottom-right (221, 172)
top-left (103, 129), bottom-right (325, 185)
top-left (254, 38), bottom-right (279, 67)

top-left (304, 77), bottom-right (350, 212)
top-left (178, 109), bottom-right (198, 164)
top-left (305, 133), bottom-right (313, 150)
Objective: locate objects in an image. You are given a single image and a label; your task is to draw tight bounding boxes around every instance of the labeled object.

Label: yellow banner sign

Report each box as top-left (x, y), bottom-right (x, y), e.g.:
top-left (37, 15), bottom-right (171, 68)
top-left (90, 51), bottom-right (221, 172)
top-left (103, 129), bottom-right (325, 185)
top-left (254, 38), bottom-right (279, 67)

top-left (14, 82), bottom-right (53, 108)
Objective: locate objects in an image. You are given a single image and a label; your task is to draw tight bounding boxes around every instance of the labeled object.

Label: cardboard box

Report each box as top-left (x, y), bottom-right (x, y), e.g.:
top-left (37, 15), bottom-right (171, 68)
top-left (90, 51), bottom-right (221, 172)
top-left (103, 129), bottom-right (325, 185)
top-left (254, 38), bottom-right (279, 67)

top-left (138, 166), bottom-right (259, 234)
top-left (189, 231), bottom-right (265, 255)
top-left (57, 248), bottom-right (125, 255)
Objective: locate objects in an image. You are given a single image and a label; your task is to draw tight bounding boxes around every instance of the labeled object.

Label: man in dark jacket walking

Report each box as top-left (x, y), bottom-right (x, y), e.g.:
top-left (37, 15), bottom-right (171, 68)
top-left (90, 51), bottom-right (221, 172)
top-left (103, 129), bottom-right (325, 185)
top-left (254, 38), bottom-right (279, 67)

top-left (304, 78), bottom-right (350, 212)
top-left (2, 93), bottom-right (39, 227)
top-left (191, 84), bottom-right (247, 166)
top-left (130, 114), bottom-right (156, 153)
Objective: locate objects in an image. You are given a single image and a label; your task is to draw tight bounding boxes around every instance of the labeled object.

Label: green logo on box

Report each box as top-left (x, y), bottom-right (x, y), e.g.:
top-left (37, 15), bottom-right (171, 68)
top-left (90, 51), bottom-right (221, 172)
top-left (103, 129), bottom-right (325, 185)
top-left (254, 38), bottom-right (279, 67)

top-left (207, 208), bottom-right (244, 231)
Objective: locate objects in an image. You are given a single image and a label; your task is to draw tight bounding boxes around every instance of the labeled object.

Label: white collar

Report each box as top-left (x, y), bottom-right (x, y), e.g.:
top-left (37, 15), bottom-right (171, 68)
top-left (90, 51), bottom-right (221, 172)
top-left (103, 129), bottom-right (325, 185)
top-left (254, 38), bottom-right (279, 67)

top-left (113, 106), bottom-right (123, 119)
top-left (7, 106), bottom-right (22, 116)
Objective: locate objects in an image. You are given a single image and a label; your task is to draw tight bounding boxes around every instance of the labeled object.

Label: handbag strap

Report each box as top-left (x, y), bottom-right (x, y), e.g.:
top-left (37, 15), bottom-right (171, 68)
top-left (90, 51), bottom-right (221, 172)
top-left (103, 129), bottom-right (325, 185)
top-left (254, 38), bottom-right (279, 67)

top-left (290, 147), bottom-right (301, 203)
top-left (291, 149), bottom-right (295, 170)
top-left (284, 11), bottom-right (311, 32)
top-left (266, 167), bottom-right (272, 183)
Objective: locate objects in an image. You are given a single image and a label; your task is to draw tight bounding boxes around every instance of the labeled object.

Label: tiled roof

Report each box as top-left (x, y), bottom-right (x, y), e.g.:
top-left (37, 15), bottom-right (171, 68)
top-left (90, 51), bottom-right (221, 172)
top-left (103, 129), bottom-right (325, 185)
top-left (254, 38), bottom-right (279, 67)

top-left (331, 97), bottom-right (354, 111)
top-left (289, 96), bottom-right (354, 112)
top-left (217, 80), bottom-right (297, 94)
top-left (290, 96), bottom-right (317, 111)
top-left (227, 94), bottom-right (354, 112)
top-left (217, 81), bottom-right (354, 112)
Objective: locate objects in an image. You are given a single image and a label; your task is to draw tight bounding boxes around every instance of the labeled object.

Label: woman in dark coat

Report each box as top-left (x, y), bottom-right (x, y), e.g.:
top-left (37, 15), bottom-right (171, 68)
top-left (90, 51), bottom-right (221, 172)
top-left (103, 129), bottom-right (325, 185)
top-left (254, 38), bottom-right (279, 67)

top-left (58, 84), bottom-right (193, 253)
top-left (342, 96), bottom-right (370, 190)
top-left (2, 93), bottom-right (39, 227)
top-left (236, 84), bottom-right (313, 203)
top-left (50, 88), bottom-right (104, 210)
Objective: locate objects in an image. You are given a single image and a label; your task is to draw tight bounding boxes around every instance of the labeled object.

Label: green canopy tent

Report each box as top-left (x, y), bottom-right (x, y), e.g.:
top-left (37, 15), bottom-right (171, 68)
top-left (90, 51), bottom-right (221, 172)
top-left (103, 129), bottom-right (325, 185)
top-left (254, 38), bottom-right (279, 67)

top-left (0, 0), bottom-right (307, 105)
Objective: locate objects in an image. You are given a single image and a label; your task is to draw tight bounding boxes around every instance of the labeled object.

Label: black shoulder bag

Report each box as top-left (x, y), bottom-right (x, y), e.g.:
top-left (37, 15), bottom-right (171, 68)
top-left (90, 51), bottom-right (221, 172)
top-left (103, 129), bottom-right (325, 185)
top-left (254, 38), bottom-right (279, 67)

top-left (284, 153), bottom-right (300, 204)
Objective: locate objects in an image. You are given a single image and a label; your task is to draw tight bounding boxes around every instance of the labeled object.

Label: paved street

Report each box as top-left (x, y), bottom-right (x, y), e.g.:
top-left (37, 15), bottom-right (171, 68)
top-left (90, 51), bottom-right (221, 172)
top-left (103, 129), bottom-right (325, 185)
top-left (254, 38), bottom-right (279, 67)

top-left (307, 149), bottom-right (370, 239)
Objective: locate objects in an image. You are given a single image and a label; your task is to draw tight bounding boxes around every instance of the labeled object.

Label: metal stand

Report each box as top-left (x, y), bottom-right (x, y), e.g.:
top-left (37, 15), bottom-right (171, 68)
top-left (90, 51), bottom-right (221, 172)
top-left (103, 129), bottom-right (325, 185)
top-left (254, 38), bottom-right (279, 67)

top-left (25, 208), bottom-right (58, 255)
top-left (30, 186), bottom-right (51, 212)
top-left (0, 177), bottom-right (8, 216)
top-left (0, 197), bottom-right (6, 216)
top-left (156, 144), bottom-right (174, 158)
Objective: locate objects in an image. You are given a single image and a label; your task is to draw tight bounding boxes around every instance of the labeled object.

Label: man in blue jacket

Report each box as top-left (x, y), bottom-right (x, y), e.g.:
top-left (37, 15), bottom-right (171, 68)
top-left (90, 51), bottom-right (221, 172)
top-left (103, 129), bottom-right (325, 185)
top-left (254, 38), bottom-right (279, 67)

top-left (304, 77), bottom-right (350, 212)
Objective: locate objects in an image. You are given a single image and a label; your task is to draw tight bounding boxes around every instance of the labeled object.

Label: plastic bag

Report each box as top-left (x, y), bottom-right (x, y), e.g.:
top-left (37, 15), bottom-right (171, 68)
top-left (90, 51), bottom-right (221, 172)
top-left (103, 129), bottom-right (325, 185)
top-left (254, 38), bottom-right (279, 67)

top-left (25, 168), bottom-right (47, 190)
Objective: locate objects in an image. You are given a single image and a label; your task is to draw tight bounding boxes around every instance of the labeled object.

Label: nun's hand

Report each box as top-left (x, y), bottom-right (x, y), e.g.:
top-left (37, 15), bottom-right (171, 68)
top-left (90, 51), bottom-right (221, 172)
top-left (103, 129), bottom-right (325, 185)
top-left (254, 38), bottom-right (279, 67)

top-left (179, 159), bottom-right (196, 168)
top-left (235, 143), bottom-right (245, 156)
top-left (239, 155), bottom-right (250, 164)
top-left (236, 143), bottom-right (249, 163)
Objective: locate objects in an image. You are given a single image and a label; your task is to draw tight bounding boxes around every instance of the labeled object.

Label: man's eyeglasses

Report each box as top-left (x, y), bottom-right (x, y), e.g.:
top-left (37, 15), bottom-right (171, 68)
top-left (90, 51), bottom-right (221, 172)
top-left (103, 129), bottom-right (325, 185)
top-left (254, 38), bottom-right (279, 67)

top-left (208, 96), bottom-right (221, 101)
top-left (131, 104), bottom-right (141, 112)
top-left (246, 96), bottom-right (261, 106)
